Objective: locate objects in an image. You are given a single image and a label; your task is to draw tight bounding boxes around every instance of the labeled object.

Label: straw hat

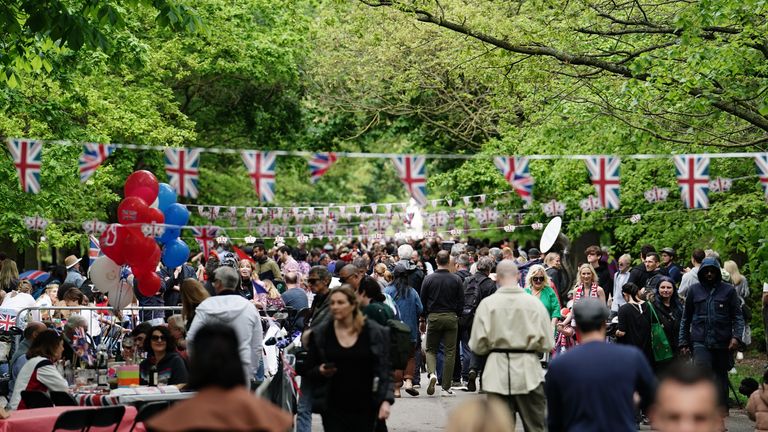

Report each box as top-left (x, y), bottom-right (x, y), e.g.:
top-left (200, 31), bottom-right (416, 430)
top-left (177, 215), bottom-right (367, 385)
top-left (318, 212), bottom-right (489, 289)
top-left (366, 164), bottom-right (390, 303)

top-left (64, 255), bottom-right (82, 269)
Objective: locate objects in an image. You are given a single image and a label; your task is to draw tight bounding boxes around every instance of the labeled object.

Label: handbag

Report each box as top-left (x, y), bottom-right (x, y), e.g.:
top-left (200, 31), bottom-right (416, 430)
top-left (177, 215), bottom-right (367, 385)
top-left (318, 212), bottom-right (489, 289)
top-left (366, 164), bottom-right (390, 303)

top-left (648, 303), bottom-right (674, 362)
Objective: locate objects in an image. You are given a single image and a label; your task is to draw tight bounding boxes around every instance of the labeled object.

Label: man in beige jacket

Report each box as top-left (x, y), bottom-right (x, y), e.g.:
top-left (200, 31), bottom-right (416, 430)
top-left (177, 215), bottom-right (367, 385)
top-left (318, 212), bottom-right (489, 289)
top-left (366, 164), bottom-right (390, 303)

top-left (469, 259), bottom-right (554, 432)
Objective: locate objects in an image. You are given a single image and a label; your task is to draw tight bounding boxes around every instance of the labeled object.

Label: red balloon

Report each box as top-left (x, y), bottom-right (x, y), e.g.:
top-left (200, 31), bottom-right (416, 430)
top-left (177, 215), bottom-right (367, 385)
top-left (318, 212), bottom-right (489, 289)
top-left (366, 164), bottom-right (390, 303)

top-left (123, 230), bottom-right (156, 267)
top-left (118, 196), bottom-right (149, 225)
top-left (136, 272), bottom-right (162, 297)
top-left (147, 208), bottom-right (165, 225)
top-left (99, 224), bottom-right (127, 265)
top-left (124, 170), bottom-right (159, 204)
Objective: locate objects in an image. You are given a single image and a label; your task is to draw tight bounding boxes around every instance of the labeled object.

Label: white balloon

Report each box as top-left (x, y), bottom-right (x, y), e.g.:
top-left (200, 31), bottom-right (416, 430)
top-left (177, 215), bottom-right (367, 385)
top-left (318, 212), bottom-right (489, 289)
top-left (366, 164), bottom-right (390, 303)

top-left (106, 278), bottom-right (135, 310)
top-left (89, 256), bottom-right (122, 292)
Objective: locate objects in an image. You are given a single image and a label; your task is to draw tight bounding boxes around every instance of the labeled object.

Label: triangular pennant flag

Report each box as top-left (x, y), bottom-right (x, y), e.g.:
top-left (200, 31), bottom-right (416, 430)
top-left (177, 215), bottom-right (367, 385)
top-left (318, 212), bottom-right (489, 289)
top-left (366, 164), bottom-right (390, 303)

top-left (241, 150), bottom-right (277, 202)
top-left (391, 155), bottom-right (428, 206)
top-left (79, 143), bottom-right (114, 182)
top-left (308, 152), bottom-right (338, 183)
top-left (493, 156), bottom-right (534, 204)
top-left (674, 155), bottom-right (710, 209)
top-left (585, 156), bottom-right (620, 209)
top-left (6, 138), bottom-right (43, 193)
top-left (164, 148), bottom-right (201, 198)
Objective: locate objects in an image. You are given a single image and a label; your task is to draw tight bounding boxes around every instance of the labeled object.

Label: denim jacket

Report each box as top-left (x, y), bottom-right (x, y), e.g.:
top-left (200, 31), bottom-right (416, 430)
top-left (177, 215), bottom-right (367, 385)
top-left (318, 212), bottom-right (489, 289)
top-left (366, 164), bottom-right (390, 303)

top-left (678, 258), bottom-right (745, 349)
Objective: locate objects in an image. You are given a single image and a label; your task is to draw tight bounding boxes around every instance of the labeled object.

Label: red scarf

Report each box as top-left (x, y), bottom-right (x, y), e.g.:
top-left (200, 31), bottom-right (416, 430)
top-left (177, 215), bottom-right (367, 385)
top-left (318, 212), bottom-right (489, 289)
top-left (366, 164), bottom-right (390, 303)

top-left (574, 283), bottom-right (598, 301)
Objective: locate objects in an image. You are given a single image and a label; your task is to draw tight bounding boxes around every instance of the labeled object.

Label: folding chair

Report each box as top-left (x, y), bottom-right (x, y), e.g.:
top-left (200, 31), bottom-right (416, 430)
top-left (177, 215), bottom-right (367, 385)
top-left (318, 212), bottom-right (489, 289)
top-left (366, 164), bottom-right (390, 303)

top-left (87, 405), bottom-right (125, 432)
top-left (50, 391), bottom-right (78, 406)
top-left (129, 401), bottom-right (170, 432)
top-left (51, 409), bottom-right (91, 432)
top-left (21, 390), bottom-right (54, 408)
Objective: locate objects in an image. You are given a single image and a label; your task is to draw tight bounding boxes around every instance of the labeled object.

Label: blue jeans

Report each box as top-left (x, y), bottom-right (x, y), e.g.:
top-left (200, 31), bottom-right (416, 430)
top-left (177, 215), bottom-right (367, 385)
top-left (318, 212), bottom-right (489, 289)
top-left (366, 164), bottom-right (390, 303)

top-left (296, 379), bottom-right (313, 432)
top-left (460, 327), bottom-right (473, 380)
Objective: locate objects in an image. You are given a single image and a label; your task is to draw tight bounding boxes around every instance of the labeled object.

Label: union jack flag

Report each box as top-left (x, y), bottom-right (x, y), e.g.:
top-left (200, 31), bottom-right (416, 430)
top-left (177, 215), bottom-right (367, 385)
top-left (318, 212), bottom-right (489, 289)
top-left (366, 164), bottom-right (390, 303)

top-left (164, 148), bottom-right (201, 198)
top-left (0, 310), bottom-right (16, 331)
top-left (756, 154), bottom-right (768, 201)
top-left (191, 225), bottom-right (220, 258)
top-left (308, 152), bottom-right (338, 184)
top-left (89, 235), bottom-right (102, 266)
top-left (541, 199), bottom-right (566, 217)
top-left (579, 195), bottom-right (602, 212)
top-left (391, 155), bottom-right (428, 206)
top-left (644, 186), bottom-right (669, 203)
top-left (674, 155), bottom-right (710, 209)
top-left (6, 138), bottom-right (43, 193)
top-left (242, 151), bottom-right (277, 202)
top-left (78, 143), bottom-right (114, 182)
top-left (493, 156), bottom-right (534, 204)
top-left (708, 177), bottom-right (732, 193)
top-left (585, 156), bottom-right (621, 209)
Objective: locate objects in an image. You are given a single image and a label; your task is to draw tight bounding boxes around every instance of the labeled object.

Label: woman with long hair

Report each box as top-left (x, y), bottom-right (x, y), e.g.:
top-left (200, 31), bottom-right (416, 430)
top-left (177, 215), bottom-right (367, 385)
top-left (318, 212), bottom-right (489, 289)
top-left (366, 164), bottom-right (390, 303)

top-left (615, 282), bottom-right (653, 364)
top-left (237, 259), bottom-right (258, 301)
top-left (180, 279), bottom-right (209, 331)
top-left (9, 330), bottom-right (67, 410)
top-left (648, 276), bottom-right (683, 365)
top-left (571, 263), bottom-right (606, 303)
top-left (139, 325), bottom-right (188, 385)
top-left (253, 280), bottom-right (285, 310)
top-left (301, 286), bottom-right (394, 431)
top-left (147, 324), bottom-right (292, 432)
top-left (724, 260), bottom-right (748, 300)
top-left (524, 265), bottom-right (562, 330)
top-left (0, 259), bottom-right (19, 293)
top-left (384, 264), bottom-right (423, 397)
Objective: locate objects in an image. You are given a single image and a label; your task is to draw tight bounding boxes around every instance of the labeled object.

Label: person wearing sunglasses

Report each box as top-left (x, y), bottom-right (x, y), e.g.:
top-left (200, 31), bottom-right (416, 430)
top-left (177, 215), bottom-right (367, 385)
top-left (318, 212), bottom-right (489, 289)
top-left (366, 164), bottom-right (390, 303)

top-left (140, 325), bottom-right (188, 386)
top-left (524, 265), bottom-right (562, 332)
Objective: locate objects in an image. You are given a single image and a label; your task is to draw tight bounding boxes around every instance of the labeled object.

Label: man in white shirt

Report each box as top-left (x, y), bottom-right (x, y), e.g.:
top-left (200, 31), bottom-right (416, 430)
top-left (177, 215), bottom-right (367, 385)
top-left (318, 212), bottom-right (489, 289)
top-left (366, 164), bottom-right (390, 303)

top-left (679, 248), bottom-right (705, 298)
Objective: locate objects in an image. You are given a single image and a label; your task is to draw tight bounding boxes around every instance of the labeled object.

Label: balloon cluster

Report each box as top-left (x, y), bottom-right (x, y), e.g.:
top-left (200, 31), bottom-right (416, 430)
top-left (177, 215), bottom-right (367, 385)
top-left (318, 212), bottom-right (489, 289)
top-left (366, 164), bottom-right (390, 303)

top-left (97, 171), bottom-right (191, 298)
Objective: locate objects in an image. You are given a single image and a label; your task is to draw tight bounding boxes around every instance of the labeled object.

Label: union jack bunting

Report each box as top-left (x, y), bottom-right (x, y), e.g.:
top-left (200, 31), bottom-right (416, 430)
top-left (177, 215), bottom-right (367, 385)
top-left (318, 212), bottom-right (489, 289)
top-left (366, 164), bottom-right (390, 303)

top-left (580, 195), bottom-right (602, 212)
top-left (585, 156), bottom-right (621, 209)
top-left (708, 177), bottom-right (732, 193)
top-left (6, 139), bottom-right (43, 193)
top-left (242, 151), bottom-right (277, 202)
top-left (541, 199), bottom-right (566, 217)
top-left (308, 152), bottom-right (338, 184)
top-left (391, 156), bottom-right (428, 206)
top-left (89, 235), bottom-right (102, 266)
top-left (79, 143), bottom-right (114, 182)
top-left (493, 157), bottom-right (534, 204)
top-left (756, 154), bottom-right (768, 201)
top-left (0, 310), bottom-right (16, 331)
top-left (191, 225), bottom-right (220, 258)
top-left (164, 148), bottom-right (201, 198)
top-left (673, 155), bottom-right (710, 209)
top-left (644, 186), bottom-right (670, 203)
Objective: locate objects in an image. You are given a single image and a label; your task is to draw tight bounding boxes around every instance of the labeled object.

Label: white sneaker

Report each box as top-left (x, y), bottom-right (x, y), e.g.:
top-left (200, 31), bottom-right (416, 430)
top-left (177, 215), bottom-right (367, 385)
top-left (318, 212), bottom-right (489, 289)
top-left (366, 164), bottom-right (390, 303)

top-left (426, 374), bottom-right (437, 395)
top-left (440, 388), bottom-right (456, 397)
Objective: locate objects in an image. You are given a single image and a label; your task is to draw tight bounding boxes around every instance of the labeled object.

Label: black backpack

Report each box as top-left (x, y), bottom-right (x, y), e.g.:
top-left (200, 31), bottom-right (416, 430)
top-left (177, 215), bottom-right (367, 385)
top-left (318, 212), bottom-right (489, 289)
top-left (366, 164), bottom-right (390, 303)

top-left (386, 319), bottom-right (412, 370)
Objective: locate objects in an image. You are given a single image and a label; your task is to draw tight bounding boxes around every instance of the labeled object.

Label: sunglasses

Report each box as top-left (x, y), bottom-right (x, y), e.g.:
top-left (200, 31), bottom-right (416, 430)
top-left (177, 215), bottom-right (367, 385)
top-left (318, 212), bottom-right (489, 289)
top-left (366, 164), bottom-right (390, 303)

top-left (151, 335), bottom-right (166, 342)
top-left (339, 275), bottom-right (354, 283)
top-left (532, 277), bottom-right (545, 283)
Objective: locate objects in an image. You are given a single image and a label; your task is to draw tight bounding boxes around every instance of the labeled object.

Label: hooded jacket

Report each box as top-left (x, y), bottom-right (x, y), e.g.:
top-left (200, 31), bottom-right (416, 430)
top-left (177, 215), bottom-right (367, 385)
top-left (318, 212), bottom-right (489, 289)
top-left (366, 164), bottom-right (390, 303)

top-left (396, 259), bottom-right (424, 292)
top-left (747, 385), bottom-right (768, 432)
top-left (678, 258), bottom-right (744, 349)
top-left (187, 291), bottom-right (263, 384)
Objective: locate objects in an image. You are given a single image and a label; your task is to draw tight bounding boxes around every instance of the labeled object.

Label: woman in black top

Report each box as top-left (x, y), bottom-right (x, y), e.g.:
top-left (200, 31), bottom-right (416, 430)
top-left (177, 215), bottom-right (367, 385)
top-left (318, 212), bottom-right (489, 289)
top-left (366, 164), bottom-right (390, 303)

top-left (140, 326), bottom-right (188, 386)
top-left (303, 286), bottom-right (394, 432)
top-left (615, 282), bottom-right (653, 364)
top-left (651, 276), bottom-right (683, 364)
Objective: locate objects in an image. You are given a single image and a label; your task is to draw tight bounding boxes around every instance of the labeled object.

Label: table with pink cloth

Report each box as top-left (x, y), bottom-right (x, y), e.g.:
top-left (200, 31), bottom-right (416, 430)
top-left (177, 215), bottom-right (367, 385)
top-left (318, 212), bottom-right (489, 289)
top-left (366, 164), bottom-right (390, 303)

top-left (0, 406), bottom-right (146, 432)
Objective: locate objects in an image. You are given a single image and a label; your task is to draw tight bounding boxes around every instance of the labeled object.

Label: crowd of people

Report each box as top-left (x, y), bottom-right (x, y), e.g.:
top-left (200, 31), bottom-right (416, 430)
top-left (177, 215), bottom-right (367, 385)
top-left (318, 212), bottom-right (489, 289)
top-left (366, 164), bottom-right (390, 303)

top-left (0, 236), bottom-right (761, 431)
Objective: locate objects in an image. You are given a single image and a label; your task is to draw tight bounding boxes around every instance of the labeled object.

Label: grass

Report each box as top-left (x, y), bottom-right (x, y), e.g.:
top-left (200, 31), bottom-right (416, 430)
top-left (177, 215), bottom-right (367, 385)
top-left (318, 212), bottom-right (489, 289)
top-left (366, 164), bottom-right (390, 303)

top-left (729, 351), bottom-right (764, 409)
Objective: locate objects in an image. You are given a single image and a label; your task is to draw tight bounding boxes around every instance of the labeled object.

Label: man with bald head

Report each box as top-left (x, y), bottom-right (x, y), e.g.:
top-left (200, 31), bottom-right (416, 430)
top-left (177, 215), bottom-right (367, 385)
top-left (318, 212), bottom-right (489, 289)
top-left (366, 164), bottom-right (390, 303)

top-left (470, 260), bottom-right (553, 432)
top-left (338, 264), bottom-right (363, 291)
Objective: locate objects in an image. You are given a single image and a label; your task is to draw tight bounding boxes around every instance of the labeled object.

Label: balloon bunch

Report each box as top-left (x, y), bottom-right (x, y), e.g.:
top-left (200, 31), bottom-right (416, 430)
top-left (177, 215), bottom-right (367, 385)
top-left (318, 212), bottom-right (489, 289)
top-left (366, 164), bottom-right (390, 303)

top-left (96, 171), bottom-right (191, 299)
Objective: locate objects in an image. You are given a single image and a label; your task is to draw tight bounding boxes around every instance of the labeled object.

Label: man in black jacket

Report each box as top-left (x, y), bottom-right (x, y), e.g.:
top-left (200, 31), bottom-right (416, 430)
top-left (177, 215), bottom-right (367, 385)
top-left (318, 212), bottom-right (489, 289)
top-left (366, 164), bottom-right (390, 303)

top-left (463, 256), bottom-right (496, 391)
top-left (420, 250), bottom-right (463, 396)
top-left (586, 245), bottom-right (612, 300)
top-left (628, 244), bottom-right (657, 289)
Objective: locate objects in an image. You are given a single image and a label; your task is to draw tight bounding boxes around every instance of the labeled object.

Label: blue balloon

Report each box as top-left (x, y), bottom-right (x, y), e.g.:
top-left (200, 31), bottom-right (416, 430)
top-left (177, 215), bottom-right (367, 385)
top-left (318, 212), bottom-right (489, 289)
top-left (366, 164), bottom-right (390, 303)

top-left (157, 227), bottom-right (180, 244)
top-left (158, 183), bottom-right (177, 212)
top-left (164, 203), bottom-right (190, 227)
top-left (162, 239), bottom-right (190, 268)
